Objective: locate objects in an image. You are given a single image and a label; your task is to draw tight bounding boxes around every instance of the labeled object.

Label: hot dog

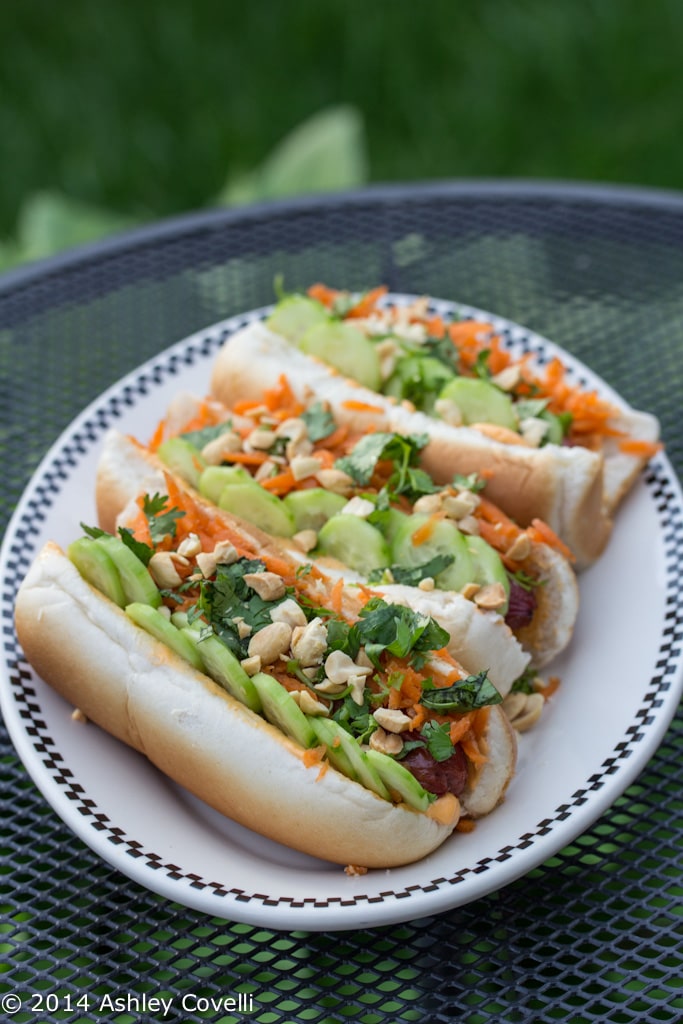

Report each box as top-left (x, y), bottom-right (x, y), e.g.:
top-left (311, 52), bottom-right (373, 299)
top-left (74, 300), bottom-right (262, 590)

top-left (14, 478), bottom-right (518, 868)
top-left (209, 286), bottom-right (661, 568)
top-left (96, 429), bottom-right (531, 697)
top-left (98, 380), bottom-right (579, 671)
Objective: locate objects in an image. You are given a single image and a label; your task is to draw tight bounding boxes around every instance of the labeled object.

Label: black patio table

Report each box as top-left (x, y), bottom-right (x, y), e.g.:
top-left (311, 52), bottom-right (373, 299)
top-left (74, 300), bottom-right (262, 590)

top-left (0, 181), bottom-right (681, 1023)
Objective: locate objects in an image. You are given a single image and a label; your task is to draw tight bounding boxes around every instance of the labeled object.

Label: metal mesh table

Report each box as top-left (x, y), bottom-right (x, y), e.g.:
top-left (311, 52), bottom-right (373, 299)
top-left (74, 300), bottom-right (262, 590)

top-left (1, 182), bottom-right (681, 1023)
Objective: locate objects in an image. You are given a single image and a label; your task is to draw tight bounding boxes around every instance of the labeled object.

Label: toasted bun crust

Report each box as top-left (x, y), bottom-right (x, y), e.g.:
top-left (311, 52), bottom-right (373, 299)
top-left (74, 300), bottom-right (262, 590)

top-left (460, 704), bottom-right (517, 818)
top-left (511, 542), bottom-right (579, 669)
top-left (209, 321), bottom-right (654, 568)
top-left (96, 430), bottom-right (533, 693)
top-left (14, 543), bottom-right (516, 867)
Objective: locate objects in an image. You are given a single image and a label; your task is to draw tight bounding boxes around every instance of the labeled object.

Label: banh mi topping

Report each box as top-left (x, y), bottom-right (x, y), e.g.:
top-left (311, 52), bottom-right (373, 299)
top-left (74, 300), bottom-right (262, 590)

top-left (298, 283), bottom-right (662, 460)
top-left (145, 385), bottom-right (578, 668)
top-left (72, 485), bottom-right (516, 819)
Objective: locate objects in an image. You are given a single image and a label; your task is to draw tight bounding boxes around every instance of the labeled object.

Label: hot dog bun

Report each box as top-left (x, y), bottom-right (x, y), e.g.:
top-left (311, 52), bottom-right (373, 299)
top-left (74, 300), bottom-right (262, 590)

top-left (98, 377), bottom-right (578, 669)
top-left (210, 319), bottom-right (657, 568)
top-left (96, 429), bottom-right (532, 694)
top-left (14, 542), bottom-right (517, 867)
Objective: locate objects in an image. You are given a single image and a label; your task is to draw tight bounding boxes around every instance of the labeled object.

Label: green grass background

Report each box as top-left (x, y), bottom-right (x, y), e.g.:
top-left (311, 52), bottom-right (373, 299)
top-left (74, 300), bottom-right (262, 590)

top-left (1, 0), bottom-right (682, 264)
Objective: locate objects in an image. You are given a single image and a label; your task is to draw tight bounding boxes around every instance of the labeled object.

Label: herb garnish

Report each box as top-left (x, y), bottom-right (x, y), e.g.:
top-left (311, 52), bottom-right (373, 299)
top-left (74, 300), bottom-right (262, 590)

top-left (300, 401), bottom-right (336, 442)
top-left (325, 596), bottom-right (450, 670)
top-left (452, 472), bottom-right (487, 494)
top-left (180, 422), bottom-right (233, 450)
top-left (80, 522), bottom-right (154, 566)
top-left (420, 670), bottom-right (501, 713)
top-left (335, 432), bottom-right (438, 501)
top-left (143, 493), bottom-right (185, 544)
top-left (421, 721), bottom-right (456, 762)
top-left (366, 553), bottom-right (454, 587)
top-left (192, 557), bottom-right (289, 658)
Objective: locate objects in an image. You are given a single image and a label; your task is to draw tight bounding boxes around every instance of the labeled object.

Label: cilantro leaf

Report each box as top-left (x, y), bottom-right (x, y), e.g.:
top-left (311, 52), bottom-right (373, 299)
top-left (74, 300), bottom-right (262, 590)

top-left (366, 553), bottom-right (454, 587)
top-left (421, 721), bottom-right (455, 762)
top-left (80, 522), bottom-right (153, 566)
top-left (422, 334), bottom-right (461, 373)
top-left (352, 597), bottom-right (450, 669)
top-left (472, 349), bottom-right (492, 380)
top-left (117, 527), bottom-right (154, 566)
top-left (335, 432), bottom-right (400, 486)
top-left (80, 522), bottom-right (107, 540)
top-left (335, 432), bottom-right (436, 500)
top-left (300, 401), bottom-right (336, 442)
top-left (197, 557), bottom-right (289, 658)
top-left (331, 692), bottom-right (377, 743)
top-left (180, 422), bottom-right (232, 450)
top-left (510, 668), bottom-right (537, 695)
top-left (143, 493), bottom-right (185, 544)
top-left (452, 472), bottom-right (487, 494)
top-left (420, 670), bottom-right (502, 712)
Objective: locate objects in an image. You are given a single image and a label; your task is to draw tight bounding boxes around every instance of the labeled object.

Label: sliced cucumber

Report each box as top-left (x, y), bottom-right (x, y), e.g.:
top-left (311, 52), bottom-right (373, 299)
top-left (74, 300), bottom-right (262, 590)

top-left (316, 514), bottom-right (390, 573)
top-left (267, 295), bottom-right (330, 343)
top-left (250, 672), bottom-right (317, 748)
top-left (157, 437), bottom-right (206, 489)
top-left (390, 514), bottom-right (475, 592)
top-left (181, 628), bottom-right (262, 712)
top-left (364, 749), bottom-right (432, 812)
top-left (68, 538), bottom-right (126, 607)
top-left (539, 409), bottom-right (565, 445)
top-left (198, 464), bottom-right (253, 504)
top-left (298, 322), bottom-right (381, 391)
top-left (384, 355), bottom-right (456, 413)
top-left (283, 488), bottom-right (347, 532)
top-left (93, 536), bottom-right (161, 608)
top-left (466, 535), bottom-right (510, 613)
top-left (309, 717), bottom-right (391, 799)
top-left (125, 602), bottom-right (204, 670)
top-left (218, 482), bottom-right (296, 538)
top-left (307, 716), bottom-right (357, 781)
top-left (371, 505), bottom-right (410, 546)
top-left (438, 377), bottom-right (517, 431)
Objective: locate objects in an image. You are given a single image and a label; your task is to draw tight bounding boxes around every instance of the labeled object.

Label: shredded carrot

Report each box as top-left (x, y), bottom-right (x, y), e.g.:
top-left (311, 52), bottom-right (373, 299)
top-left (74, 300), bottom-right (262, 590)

top-left (259, 551), bottom-right (299, 585)
top-left (527, 518), bottom-right (575, 563)
top-left (128, 501), bottom-right (152, 545)
top-left (232, 398), bottom-right (267, 415)
top-left (303, 745), bottom-right (326, 768)
top-left (424, 315), bottom-right (446, 338)
top-left (474, 497), bottom-right (521, 552)
top-left (472, 706), bottom-right (491, 740)
top-left (411, 512), bottom-right (444, 546)
top-left (455, 818), bottom-right (476, 833)
top-left (539, 675), bottom-right (561, 699)
top-left (618, 438), bottom-right (663, 457)
top-left (148, 417), bottom-right (166, 452)
top-left (307, 283), bottom-right (340, 308)
top-left (261, 468), bottom-right (297, 496)
top-left (449, 713), bottom-right (475, 745)
top-left (329, 577), bottom-right (345, 615)
top-left (461, 732), bottom-right (488, 766)
top-left (341, 398), bottom-right (385, 414)
top-left (345, 285), bottom-right (388, 318)
top-left (218, 450), bottom-right (270, 466)
top-left (384, 662), bottom-right (424, 710)
top-left (311, 448), bottom-right (336, 469)
top-left (409, 703), bottom-right (428, 731)
top-left (263, 374), bottom-right (297, 413)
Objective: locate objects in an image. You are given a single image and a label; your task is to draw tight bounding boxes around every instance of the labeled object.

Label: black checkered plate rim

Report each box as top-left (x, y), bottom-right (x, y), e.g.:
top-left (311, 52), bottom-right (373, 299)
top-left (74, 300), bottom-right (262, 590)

top-left (1, 294), bottom-right (682, 931)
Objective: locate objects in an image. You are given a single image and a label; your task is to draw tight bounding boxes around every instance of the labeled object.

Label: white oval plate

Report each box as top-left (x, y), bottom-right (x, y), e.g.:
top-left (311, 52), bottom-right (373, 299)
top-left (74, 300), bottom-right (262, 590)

top-left (2, 296), bottom-right (682, 932)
